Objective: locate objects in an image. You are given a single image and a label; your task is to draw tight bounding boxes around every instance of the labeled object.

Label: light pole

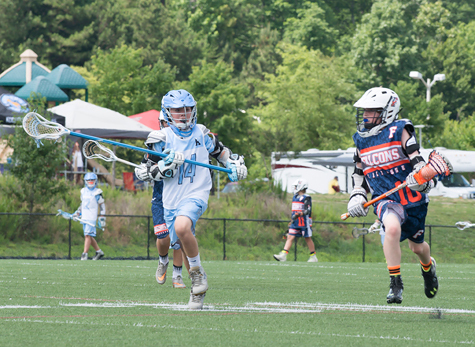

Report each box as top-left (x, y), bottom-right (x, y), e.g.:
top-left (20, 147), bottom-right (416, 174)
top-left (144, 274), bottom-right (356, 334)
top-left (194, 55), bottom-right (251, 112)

top-left (409, 70), bottom-right (445, 107)
top-left (409, 70), bottom-right (445, 145)
top-left (413, 124), bottom-right (433, 147)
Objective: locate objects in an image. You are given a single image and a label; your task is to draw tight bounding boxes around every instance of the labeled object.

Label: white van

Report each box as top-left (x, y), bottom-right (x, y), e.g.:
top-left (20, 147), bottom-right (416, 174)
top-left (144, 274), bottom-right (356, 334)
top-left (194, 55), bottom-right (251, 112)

top-left (271, 147), bottom-right (475, 199)
top-left (430, 173), bottom-right (475, 199)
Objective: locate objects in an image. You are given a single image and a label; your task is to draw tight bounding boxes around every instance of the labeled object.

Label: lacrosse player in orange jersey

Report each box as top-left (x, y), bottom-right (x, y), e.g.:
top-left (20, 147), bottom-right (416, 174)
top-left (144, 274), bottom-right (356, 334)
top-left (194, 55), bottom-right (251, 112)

top-left (348, 87), bottom-right (438, 304)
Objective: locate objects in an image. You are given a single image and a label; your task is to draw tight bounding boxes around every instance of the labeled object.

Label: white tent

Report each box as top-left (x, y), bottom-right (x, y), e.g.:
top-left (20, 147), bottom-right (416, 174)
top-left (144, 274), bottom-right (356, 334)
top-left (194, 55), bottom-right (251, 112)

top-left (48, 99), bottom-right (153, 139)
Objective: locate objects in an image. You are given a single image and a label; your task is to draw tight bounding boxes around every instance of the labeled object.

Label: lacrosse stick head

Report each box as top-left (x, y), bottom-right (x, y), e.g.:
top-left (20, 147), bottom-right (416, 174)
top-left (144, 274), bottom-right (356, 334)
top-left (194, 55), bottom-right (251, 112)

top-left (455, 221), bottom-right (473, 231)
top-left (352, 227), bottom-right (368, 239)
top-left (413, 150), bottom-right (453, 185)
top-left (83, 140), bottom-right (116, 162)
top-left (56, 209), bottom-right (73, 220)
top-left (22, 112), bottom-right (68, 147)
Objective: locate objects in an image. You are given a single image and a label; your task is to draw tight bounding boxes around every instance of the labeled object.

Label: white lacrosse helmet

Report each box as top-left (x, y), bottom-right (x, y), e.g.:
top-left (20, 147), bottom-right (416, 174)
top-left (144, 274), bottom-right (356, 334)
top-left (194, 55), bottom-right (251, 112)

top-left (161, 89), bottom-right (197, 137)
top-left (159, 110), bottom-right (168, 129)
top-left (292, 178), bottom-right (308, 194)
top-left (84, 172), bottom-right (98, 190)
top-left (354, 87), bottom-right (400, 137)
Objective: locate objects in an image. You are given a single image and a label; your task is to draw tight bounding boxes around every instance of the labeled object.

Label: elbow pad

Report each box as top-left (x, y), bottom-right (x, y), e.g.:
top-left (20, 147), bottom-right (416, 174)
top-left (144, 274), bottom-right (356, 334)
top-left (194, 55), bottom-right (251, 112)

top-left (405, 134), bottom-right (420, 156)
top-left (209, 134), bottom-right (232, 165)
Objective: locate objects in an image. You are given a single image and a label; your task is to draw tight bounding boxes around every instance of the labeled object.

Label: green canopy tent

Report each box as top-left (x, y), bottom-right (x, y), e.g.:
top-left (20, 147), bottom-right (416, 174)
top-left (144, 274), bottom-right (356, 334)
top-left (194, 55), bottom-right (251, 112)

top-left (15, 76), bottom-right (69, 102)
top-left (0, 49), bottom-right (50, 88)
top-left (45, 64), bottom-right (89, 101)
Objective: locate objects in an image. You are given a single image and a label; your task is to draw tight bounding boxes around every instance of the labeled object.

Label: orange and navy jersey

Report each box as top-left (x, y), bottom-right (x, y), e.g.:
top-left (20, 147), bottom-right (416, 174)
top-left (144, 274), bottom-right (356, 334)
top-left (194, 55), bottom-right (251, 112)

top-left (353, 119), bottom-right (429, 209)
top-left (290, 194), bottom-right (312, 229)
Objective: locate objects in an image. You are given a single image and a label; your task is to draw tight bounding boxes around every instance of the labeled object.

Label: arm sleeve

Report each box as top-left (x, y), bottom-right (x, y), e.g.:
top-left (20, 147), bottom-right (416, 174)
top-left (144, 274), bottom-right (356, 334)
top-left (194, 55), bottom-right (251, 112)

top-left (302, 197), bottom-right (312, 216)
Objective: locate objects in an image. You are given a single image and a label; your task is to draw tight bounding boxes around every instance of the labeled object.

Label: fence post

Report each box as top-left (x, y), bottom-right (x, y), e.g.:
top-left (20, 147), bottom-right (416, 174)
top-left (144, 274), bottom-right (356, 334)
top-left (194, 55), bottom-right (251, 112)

top-left (68, 219), bottom-right (72, 260)
top-left (429, 225), bottom-right (432, 250)
top-left (362, 222), bottom-right (366, 263)
top-left (147, 216), bottom-right (151, 260)
top-left (223, 219), bottom-right (226, 260)
top-left (294, 239), bottom-right (297, 261)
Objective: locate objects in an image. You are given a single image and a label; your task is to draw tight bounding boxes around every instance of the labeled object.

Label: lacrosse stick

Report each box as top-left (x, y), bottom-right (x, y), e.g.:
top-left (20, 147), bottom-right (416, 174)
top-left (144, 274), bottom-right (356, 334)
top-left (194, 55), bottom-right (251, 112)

top-left (56, 209), bottom-right (104, 231)
top-left (341, 150), bottom-right (453, 220)
top-left (455, 221), bottom-right (475, 231)
top-left (23, 112), bottom-right (232, 174)
top-left (83, 140), bottom-right (140, 168)
top-left (352, 220), bottom-right (382, 239)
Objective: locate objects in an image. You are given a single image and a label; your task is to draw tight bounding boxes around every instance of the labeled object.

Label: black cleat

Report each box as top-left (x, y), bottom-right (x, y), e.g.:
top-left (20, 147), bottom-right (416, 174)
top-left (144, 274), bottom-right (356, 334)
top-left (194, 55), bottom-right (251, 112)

top-left (387, 275), bottom-right (404, 304)
top-left (422, 257), bottom-right (439, 298)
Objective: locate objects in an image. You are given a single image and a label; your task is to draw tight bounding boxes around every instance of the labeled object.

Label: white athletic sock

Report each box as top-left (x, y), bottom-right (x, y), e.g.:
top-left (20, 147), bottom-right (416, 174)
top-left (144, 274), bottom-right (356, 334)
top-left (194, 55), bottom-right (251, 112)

top-left (187, 254), bottom-right (201, 268)
top-left (173, 265), bottom-right (182, 279)
top-left (159, 254), bottom-right (169, 265)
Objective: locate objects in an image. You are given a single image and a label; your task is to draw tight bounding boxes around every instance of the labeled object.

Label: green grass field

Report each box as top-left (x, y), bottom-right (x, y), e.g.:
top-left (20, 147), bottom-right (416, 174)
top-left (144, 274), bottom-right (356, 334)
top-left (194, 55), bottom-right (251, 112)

top-left (1, 259), bottom-right (475, 346)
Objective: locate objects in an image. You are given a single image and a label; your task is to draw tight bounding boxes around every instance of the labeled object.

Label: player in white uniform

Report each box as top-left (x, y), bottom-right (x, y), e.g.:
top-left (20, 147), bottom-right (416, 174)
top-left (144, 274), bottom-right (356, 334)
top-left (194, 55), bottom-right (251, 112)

top-left (74, 172), bottom-right (106, 260)
top-left (135, 89), bottom-right (247, 309)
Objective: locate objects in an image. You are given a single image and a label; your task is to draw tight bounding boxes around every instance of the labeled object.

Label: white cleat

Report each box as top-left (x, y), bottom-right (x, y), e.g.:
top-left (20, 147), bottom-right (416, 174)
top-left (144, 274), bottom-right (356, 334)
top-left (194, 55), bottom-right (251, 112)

top-left (155, 261), bottom-right (168, 284)
top-left (307, 254), bottom-right (318, 263)
top-left (189, 266), bottom-right (208, 295)
top-left (273, 252), bottom-right (287, 262)
top-left (92, 250), bottom-right (104, 260)
top-left (172, 275), bottom-right (186, 289)
top-left (81, 253), bottom-right (88, 261)
top-left (188, 292), bottom-right (206, 310)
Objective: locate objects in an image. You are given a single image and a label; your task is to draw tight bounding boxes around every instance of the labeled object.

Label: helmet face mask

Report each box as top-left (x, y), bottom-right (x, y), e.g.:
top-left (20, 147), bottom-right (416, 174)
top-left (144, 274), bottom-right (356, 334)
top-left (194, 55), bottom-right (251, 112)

top-left (354, 87), bottom-right (400, 137)
top-left (159, 110), bottom-right (168, 129)
top-left (161, 89), bottom-right (197, 137)
top-left (292, 179), bottom-right (308, 194)
top-left (84, 172), bottom-right (98, 190)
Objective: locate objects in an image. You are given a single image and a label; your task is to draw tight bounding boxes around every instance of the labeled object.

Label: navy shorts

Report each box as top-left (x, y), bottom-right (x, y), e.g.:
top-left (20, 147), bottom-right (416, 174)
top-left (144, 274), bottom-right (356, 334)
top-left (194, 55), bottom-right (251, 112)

top-left (377, 201), bottom-right (428, 243)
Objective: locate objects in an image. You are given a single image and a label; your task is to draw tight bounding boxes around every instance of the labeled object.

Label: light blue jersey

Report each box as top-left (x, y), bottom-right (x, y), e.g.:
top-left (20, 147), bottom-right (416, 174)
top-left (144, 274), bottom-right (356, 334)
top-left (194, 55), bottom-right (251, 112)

top-left (152, 125), bottom-right (214, 210)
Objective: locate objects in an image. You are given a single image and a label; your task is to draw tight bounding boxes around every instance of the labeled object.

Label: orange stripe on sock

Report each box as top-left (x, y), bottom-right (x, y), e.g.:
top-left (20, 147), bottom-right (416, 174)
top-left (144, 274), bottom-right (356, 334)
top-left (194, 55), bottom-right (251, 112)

top-left (388, 265), bottom-right (401, 276)
top-left (420, 259), bottom-right (432, 272)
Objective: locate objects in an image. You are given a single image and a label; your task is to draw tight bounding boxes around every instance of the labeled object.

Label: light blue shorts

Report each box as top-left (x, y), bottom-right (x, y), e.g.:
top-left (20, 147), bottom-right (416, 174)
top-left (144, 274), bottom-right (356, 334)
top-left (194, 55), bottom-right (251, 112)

top-left (82, 221), bottom-right (96, 237)
top-left (165, 198), bottom-right (208, 248)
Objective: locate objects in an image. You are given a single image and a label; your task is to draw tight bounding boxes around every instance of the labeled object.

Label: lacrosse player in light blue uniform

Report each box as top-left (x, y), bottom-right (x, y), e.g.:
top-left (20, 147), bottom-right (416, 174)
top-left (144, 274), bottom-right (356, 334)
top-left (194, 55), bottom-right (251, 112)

top-left (74, 172), bottom-right (106, 261)
top-left (138, 111), bottom-right (189, 289)
top-left (135, 89), bottom-right (247, 309)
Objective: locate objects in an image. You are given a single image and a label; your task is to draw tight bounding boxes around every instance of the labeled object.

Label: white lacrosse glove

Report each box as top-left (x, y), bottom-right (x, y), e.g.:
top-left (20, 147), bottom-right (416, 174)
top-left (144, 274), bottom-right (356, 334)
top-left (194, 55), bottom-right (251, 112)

top-left (98, 216), bottom-right (106, 228)
top-left (163, 148), bottom-right (185, 167)
top-left (348, 187), bottom-right (369, 218)
top-left (368, 220), bottom-right (382, 234)
top-left (72, 210), bottom-right (80, 220)
top-left (134, 163), bottom-right (152, 182)
top-left (226, 154), bottom-right (247, 182)
top-left (147, 149), bottom-right (185, 181)
top-left (406, 161), bottom-right (433, 193)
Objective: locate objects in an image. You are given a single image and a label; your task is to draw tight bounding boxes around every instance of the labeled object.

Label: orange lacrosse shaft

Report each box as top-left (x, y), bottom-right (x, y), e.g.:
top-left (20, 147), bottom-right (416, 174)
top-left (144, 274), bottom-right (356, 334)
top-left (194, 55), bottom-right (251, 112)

top-left (340, 182), bottom-right (407, 221)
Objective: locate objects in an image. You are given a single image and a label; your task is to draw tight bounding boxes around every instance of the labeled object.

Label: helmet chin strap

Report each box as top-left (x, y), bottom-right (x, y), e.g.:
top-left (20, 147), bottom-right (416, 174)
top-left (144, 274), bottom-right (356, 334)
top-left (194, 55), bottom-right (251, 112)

top-left (363, 120), bottom-right (376, 130)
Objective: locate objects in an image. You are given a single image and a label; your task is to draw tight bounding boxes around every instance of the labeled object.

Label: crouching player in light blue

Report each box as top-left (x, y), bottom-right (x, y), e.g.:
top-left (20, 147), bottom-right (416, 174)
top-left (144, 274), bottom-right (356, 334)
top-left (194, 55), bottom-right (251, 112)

top-left (135, 89), bottom-right (247, 309)
top-left (74, 172), bottom-right (106, 261)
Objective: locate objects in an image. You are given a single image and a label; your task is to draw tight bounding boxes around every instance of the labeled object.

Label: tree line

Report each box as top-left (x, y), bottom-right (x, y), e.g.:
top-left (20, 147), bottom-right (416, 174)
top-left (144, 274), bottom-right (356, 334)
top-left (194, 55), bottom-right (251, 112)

top-left (2, 0), bottom-right (475, 180)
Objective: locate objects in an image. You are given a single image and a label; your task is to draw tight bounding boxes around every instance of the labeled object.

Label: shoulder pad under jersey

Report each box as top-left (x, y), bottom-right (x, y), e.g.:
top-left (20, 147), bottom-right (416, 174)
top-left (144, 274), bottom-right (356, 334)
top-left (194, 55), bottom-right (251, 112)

top-left (400, 118), bottom-right (415, 134)
top-left (196, 124), bottom-right (210, 136)
top-left (145, 130), bottom-right (166, 145)
top-left (94, 188), bottom-right (103, 196)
